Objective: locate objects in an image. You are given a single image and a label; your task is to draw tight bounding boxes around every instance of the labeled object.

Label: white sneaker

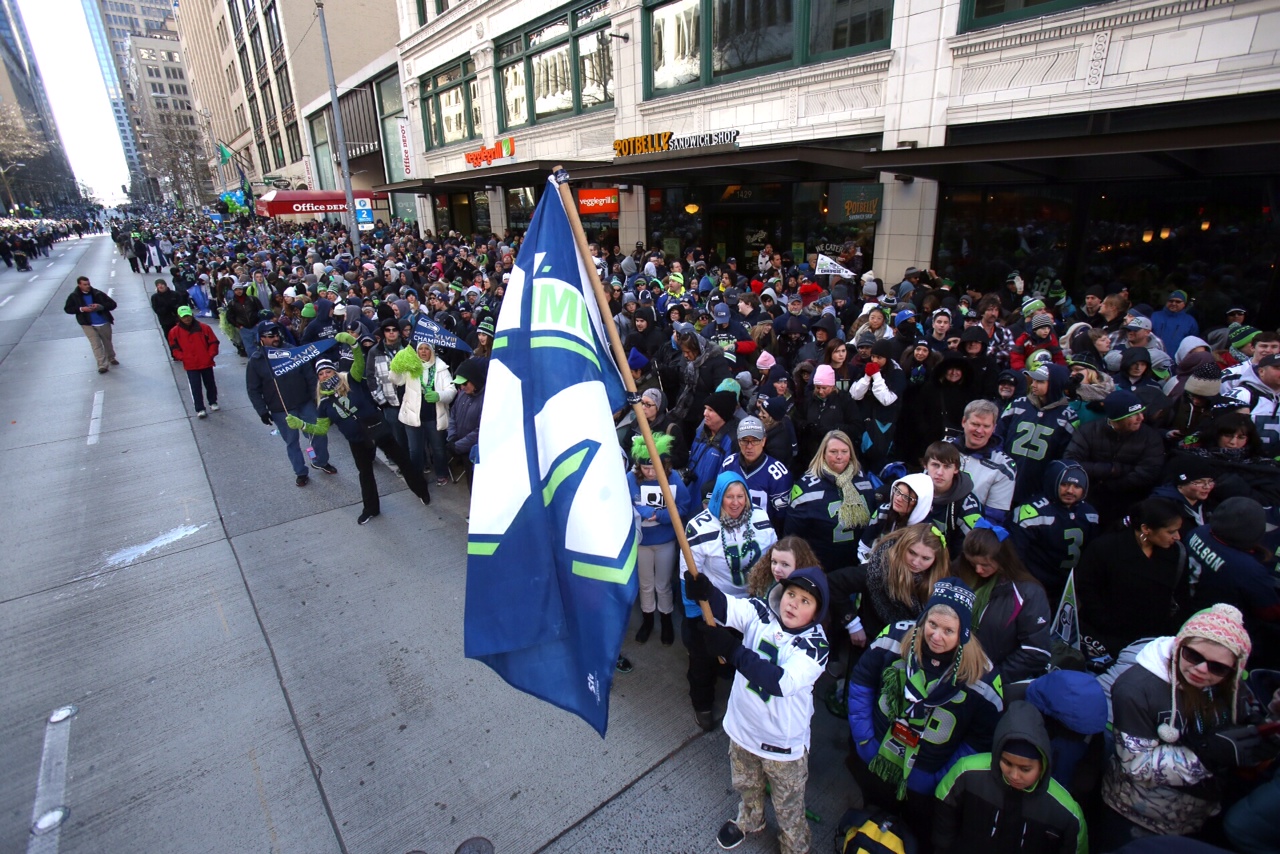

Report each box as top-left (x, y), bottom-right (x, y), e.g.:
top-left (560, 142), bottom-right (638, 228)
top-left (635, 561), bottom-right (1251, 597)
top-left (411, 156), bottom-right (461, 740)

top-left (196, 410), bottom-right (207, 419)
top-left (209, 403), bottom-right (220, 411)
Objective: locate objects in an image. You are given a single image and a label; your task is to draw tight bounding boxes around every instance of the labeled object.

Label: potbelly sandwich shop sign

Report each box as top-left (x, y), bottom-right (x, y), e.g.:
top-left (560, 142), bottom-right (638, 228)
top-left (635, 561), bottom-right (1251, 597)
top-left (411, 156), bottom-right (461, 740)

top-left (613, 129), bottom-right (740, 158)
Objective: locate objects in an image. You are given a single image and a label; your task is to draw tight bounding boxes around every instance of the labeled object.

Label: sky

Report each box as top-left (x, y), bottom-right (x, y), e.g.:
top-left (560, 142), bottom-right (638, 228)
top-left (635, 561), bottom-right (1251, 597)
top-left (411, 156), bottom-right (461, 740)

top-left (17, 0), bottom-right (129, 204)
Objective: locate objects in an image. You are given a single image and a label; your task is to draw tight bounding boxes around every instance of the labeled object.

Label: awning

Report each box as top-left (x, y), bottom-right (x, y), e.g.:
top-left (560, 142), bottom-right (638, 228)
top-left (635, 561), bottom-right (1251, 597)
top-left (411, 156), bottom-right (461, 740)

top-left (862, 120), bottom-right (1280, 184)
top-left (371, 179), bottom-right (433, 193)
top-left (254, 189), bottom-right (389, 217)
top-left (566, 143), bottom-right (878, 188)
top-left (428, 159), bottom-right (607, 191)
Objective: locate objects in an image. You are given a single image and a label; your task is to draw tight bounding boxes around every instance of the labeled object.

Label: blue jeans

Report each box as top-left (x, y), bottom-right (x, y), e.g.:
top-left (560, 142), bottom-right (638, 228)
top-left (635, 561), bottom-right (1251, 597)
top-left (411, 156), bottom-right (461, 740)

top-left (406, 418), bottom-right (449, 480)
top-left (239, 328), bottom-right (260, 360)
top-left (270, 400), bottom-right (329, 476)
top-left (1226, 772), bottom-right (1280, 854)
top-left (382, 407), bottom-right (408, 453)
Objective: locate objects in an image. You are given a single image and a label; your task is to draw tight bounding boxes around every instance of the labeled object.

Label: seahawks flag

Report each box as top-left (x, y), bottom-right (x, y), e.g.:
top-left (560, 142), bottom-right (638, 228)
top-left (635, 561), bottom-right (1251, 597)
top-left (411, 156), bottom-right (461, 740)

top-left (265, 338), bottom-right (336, 377)
top-left (464, 175), bottom-right (638, 737)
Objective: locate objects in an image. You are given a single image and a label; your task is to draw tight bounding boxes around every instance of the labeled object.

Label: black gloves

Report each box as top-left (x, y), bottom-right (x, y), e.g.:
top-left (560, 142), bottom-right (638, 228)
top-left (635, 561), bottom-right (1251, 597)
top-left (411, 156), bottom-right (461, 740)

top-left (260, 412), bottom-right (273, 426)
top-left (698, 622), bottom-right (742, 660)
top-left (683, 570), bottom-right (715, 602)
top-left (1186, 725), bottom-right (1275, 773)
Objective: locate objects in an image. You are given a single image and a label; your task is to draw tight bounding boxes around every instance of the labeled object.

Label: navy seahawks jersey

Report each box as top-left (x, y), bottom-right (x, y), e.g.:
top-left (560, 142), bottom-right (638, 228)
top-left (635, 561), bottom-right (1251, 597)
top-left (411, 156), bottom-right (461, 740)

top-left (723, 452), bottom-right (793, 531)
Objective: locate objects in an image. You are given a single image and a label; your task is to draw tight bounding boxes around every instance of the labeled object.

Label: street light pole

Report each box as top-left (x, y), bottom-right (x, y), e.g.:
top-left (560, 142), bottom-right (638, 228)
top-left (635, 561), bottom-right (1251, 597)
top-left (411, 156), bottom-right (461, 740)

top-left (315, 0), bottom-right (358, 261)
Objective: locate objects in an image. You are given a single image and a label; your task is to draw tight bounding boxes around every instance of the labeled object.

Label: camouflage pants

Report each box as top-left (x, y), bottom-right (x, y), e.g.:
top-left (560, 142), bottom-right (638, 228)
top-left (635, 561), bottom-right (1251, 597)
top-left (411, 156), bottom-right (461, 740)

top-left (729, 740), bottom-right (810, 854)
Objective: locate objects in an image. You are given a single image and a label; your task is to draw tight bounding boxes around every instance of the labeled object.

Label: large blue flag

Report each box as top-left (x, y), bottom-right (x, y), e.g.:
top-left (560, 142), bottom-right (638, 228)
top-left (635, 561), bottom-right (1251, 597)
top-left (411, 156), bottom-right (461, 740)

top-left (412, 313), bottom-right (472, 353)
top-left (265, 338), bottom-right (337, 377)
top-left (464, 175), bottom-right (638, 737)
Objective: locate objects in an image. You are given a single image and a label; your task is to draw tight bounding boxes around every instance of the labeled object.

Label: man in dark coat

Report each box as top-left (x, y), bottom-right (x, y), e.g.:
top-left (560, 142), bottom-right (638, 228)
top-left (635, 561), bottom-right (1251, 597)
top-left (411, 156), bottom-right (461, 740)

top-left (1064, 389), bottom-right (1165, 522)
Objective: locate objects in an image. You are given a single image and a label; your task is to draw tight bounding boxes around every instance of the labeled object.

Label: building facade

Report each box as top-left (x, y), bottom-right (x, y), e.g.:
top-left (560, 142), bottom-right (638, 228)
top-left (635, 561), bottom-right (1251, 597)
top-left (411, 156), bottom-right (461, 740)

top-left (0, 0), bottom-right (77, 210)
top-left (389, 0), bottom-right (1280, 315)
top-left (81, 0), bottom-right (175, 202)
top-left (125, 22), bottom-right (211, 207)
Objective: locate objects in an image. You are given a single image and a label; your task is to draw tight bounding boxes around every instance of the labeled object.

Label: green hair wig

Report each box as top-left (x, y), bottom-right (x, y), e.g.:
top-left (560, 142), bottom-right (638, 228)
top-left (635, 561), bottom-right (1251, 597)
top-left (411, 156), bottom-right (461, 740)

top-left (630, 432), bottom-right (674, 464)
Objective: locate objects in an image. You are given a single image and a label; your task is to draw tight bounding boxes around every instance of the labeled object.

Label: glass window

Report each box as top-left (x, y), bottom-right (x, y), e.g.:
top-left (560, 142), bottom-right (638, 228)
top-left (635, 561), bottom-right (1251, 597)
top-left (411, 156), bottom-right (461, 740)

top-left (965, 0), bottom-right (1082, 30)
top-left (712, 0), bottom-right (792, 76)
top-left (648, 0), bottom-right (889, 95)
top-left (249, 28), bottom-right (265, 68)
top-left (238, 47), bottom-right (251, 86)
top-left (257, 141), bottom-right (270, 174)
top-left (271, 133), bottom-right (285, 169)
top-left (650, 0), bottom-right (700, 92)
top-left (264, 3), bottom-right (282, 50)
top-left (495, 1), bottom-right (614, 130)
top-left (499, 62), bottom-right (527, 127)
top-left (276, 62), bottom-right (293, 106)
top-left (415, 0), bottom-right (427, 27)
top-left (377, 73), bottom-right (409, 184)
top-left (577, 30), bottom-right (612, 109)
top-left (809, 0), bottom-right (888, 56)
top-left (531, 42), bottom-right (573, 120)
top-left (286, 122), bottom-right (303, 163)
top-left (420, 58), bottom-right (478, 148)
top-left (261, 84), bottom-right (275, 118)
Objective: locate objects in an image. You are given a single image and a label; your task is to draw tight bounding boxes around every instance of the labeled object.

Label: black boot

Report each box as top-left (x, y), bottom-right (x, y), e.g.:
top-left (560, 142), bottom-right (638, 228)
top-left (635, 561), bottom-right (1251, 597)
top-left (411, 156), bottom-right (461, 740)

top-left (660, 612), bottom-right (674, 645)
top-left (635, 611), bottom-right (655, 643)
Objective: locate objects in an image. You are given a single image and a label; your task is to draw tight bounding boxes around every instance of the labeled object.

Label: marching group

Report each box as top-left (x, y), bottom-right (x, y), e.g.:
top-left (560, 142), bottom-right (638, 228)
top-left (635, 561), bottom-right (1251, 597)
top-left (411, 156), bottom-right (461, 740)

top-left (71, 213), bottom-right (1280, 854)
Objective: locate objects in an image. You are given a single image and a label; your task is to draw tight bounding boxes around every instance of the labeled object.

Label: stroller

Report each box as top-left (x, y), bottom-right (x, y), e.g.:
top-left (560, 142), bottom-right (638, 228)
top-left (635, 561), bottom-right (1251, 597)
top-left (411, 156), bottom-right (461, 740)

top-left (13, 250), bottom-right (30, 272)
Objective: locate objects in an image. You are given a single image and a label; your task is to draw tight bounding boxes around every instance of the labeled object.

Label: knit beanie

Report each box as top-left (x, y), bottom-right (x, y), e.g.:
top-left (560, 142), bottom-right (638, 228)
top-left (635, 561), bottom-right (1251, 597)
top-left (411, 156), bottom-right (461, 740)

top-left (1031, 313), bottom-right (1053, 330)
top-left (706, 391), bottom-right (738, 423)
top-left (1002, 738), bottom-right (1041, 761)
top-left (301, 303), bottom-right (316, 318)
top-left (1158, 604), bottom-right (1252, 741)
top-left (756, 350), bottom-right (777, 371)
top-left (1183, 361), bottom-right (1223, 398)
top-left (813, 364), bottom-right (836, 386)
top-left (923, 578), bottom-right (975, 644)
top-left (1227, 326), bottom-right (1260, 350)
top-left (1167, 454), bottom-right (1216, 486)
top-left (1209, 497), bottom-right (1266, 551)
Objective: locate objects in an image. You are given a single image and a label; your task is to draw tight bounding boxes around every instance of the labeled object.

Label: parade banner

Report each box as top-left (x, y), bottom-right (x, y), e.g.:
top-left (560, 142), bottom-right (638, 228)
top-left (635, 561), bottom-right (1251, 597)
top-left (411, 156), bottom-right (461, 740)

top-left (1050, 570), bottom-right (1080, 651)
top-left (411, 314), bottom-right (472, 353)
top-left (265, 339), bottom-right (337, 377)
top-left (815, 253), bottom-right (856, 278)
top-left (464, 175), bottom-right (638, 737)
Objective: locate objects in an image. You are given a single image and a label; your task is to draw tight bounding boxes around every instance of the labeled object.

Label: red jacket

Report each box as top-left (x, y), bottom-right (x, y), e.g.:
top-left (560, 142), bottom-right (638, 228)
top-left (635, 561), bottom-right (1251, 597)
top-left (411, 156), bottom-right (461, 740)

top-left (168, 319), bottom-right (220, 370)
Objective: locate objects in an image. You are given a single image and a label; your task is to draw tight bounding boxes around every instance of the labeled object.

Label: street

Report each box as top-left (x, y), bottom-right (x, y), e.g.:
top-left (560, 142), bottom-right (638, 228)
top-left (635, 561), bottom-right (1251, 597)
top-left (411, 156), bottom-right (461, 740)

top-left (0, 234), bottom-right (855, 853)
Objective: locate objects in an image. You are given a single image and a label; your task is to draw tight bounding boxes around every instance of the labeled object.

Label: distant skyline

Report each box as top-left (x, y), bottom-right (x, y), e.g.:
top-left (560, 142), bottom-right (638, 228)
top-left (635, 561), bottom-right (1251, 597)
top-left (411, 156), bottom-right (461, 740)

top-left (17, 0), bottom-right (129, 205)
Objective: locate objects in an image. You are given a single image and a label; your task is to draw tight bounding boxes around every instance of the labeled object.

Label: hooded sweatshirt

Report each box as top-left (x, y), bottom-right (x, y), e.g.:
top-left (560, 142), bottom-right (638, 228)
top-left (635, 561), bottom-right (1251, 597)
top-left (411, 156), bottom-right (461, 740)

top-left (928, 470), bottom-right (985, 559)
top-left (700, 566), bottom-right (831, 761)
top-left (1010, 461), bottom-right (1099, 602)
top-left (679, 471), bottom-right (777, 615)
top-left (934, 700), bottom-right (1087, 854)
top-left (859, 472), bottom-right (934, 563)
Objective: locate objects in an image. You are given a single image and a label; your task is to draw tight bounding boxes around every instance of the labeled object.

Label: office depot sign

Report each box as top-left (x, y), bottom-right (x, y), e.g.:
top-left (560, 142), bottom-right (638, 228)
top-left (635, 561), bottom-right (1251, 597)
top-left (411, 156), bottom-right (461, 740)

top-left (464, 137), bottom-right (515, 169)
top-left (291, 202), bottom-right (351, 212)
top-left (577, 188), bottom-right (619, 215)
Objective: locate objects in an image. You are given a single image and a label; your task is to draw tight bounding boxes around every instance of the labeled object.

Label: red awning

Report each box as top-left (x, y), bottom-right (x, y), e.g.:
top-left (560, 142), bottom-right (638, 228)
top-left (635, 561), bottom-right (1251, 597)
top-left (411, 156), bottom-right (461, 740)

top-left (254, 189), bottom-right (388, 217)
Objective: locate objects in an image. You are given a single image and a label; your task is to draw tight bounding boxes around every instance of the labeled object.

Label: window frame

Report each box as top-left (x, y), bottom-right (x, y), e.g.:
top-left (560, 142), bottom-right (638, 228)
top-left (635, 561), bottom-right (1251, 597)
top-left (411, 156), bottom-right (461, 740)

top-left (959, 0), bottom-right (1100, 32)
top-left (641, 0), bottom-right (891, 99)
top-left (494, 1), bottom-right (615, 132)
top-left (418, 57), bottom-right (480, 150)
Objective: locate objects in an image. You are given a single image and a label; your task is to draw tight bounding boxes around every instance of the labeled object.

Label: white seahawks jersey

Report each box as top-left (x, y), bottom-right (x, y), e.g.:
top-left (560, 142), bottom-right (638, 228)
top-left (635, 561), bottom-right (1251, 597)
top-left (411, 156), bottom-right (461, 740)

top-left (723, 595), bottom-right (829, 761)
top-left (681, 508), bottom-right (776, 598)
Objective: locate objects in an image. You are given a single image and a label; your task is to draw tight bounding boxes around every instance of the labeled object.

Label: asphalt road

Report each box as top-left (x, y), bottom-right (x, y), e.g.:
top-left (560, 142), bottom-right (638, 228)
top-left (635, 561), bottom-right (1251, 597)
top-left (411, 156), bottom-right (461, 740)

top-left (0, 233), bottom-right (858, 854)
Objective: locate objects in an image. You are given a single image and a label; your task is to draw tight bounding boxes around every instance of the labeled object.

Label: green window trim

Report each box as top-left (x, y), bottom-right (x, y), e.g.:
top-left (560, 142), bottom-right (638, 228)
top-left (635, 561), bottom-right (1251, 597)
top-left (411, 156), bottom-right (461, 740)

top-left (642, 0), bottom-right (891, 100)
top-left (494, 0), bottom-right (615, 133)
top-left (415, 0), bottom-right (427, 27)
top-left (418, 57), bottom-right (481, 151)
top-left (959, 0), bottom-right (1107, 32)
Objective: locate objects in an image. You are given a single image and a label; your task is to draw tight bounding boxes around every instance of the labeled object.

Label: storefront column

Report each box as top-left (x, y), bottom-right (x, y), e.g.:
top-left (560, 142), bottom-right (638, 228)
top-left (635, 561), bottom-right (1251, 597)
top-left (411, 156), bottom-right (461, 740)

top-left (874, 175), bottom-right (939, 284)
top-left (488, 188), bottom-right (508, 237)
top-left (618, 184), bottom-right (645, 249)
top-left (416, 194), bottom-right (437, 238)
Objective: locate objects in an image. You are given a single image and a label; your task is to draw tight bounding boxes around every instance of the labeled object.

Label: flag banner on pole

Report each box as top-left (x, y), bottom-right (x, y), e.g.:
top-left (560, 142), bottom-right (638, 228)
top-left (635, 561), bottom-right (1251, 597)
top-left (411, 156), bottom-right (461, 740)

top-left (238, 166), bottom-right (254, 206)
top-left (815, 253), bottom-right (856, 278)
top-left (1050, 570), bottom-right (1080, 650)
top-left (411, 314), bottom-right (472, 353)
top-left (464, 175), bottom-right (638, 737)
top-left (217, 142), bottom-right (234, 165)
top-left (265, 339), bottom-right (337, 377)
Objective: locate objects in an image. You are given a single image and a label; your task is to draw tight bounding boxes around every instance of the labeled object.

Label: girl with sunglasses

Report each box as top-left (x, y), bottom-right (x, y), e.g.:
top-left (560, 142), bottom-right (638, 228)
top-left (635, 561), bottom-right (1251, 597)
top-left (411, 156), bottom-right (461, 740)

top-left (1102, 605), bottom-right (1276, 846)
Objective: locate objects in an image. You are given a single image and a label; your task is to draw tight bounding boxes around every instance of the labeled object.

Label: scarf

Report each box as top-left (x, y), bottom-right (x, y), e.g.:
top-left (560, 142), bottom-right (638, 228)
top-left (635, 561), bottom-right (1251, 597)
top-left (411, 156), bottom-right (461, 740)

top-left (825, 463), bottom-right (871, 529)
top-left (971, 577), bottom-right (997, 629)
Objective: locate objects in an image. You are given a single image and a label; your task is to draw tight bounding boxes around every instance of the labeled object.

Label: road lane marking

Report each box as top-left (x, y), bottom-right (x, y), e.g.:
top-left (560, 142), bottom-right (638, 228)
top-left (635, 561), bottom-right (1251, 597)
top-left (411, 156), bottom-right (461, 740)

top-left (27, 705), bottom-right (77, 854)
top-left (109, 270), bottom-right (116, 278)
top-left (0, 296), bottom-right (11, 308)
top-left (87, 391), bottom-right (104, 445)
top-left (107, 288), bottom-right (114, 298)
top-left (28, 275), bottom-right (37, 282)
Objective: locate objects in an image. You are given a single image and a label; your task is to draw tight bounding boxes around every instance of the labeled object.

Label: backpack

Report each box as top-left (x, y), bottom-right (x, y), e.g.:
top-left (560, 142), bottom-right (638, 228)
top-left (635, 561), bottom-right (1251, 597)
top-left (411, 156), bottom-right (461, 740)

top-left (834, 809), bottom-right (918, 854)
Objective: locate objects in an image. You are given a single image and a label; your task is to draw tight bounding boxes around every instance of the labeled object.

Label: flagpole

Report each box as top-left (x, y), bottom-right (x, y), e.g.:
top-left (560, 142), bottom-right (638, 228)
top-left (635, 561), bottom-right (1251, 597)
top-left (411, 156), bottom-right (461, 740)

top-left (550, 167), bottom-right (717, 630)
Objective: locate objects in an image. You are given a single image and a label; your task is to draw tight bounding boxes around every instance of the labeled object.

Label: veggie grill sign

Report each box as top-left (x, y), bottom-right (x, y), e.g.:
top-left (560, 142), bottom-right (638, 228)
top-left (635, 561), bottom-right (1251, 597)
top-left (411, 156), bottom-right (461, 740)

top-left (613, 129), bottom-right (740, 158)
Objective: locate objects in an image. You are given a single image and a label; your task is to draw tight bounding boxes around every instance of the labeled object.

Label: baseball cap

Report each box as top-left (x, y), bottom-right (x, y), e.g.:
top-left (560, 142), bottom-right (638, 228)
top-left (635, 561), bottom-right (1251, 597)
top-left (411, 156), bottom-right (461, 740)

top-left (1023, 365), bottom-right (1050, 381)
top-left (1123, 316), bottom-right (1153, 331)
top-left (737, 416), bottom-right (766, 441)
top-left (671, 321), bottom-right (695, 336)
top-left (177, 306), bottom-right (193, 318)
top-left (713, 303), bottom-right (730, 323)
top-left (1258, 353), bottom-right (1280, 369)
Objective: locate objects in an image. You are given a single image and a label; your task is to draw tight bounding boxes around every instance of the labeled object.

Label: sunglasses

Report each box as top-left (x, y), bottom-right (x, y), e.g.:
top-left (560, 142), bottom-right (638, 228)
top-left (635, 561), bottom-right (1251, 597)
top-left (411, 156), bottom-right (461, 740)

top-left (1181, 645), bottom-right (1234, 678)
